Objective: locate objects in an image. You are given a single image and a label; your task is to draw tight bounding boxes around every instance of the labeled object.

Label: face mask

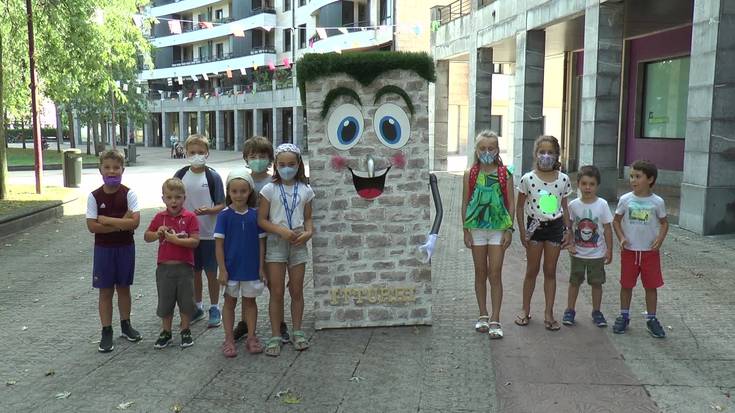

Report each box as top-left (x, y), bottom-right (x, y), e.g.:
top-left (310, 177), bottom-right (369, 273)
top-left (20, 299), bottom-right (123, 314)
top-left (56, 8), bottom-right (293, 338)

top-left (249, 159), bottom-right (269, 173)
top-left (278, 166), bottom-right (298, 181)
top-left (537, 153), bottom-right (556, 170)
top-left (478, 150), bottom-right (498, 165)
top-left (188, 154), bottom-right (206, 167)
top-left (103, 175), bottom-right (122, 187)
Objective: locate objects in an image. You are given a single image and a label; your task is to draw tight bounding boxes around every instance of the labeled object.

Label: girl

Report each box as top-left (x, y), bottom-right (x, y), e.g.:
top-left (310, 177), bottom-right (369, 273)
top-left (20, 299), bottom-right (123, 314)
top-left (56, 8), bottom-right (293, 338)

top-left (258, 143), bottom-right (314, 357)
top-left (462, 130), bottom-right (515, 339)
top-left (215, 168), bottom-right (266, 357)
top-left (515, 135), bottom-right (572, 331)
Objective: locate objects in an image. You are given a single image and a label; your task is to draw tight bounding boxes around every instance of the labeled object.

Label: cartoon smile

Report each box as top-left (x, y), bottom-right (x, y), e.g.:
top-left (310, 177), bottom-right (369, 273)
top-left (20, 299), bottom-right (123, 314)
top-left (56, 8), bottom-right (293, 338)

top-left (580, 228), bottom-right (593, 241)
top-left (349, 166), bottom-right (391, 200)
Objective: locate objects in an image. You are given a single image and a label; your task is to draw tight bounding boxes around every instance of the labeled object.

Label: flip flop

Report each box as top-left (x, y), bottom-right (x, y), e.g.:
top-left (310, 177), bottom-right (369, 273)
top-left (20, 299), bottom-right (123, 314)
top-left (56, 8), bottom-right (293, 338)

top-left (544, 320), bottom-right (561, 331)
top-left (514, 314), bottom-right (531, 326)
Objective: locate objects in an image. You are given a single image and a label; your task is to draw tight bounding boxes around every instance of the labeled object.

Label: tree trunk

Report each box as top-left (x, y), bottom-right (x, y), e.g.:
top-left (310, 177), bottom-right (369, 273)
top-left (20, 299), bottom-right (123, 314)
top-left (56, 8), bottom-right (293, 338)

top-left (0, 29), bottom-right (7, 200)
top-left (21, 117), bottom-right (26, 149)
top-left (55, 103), bottom-right (62, 152)
top-left (86, 123), bottom-right (91, 155)
top-left (67, 107), bottom-right (75, 149)
top-left (92, 119), bottom-right (100, 156)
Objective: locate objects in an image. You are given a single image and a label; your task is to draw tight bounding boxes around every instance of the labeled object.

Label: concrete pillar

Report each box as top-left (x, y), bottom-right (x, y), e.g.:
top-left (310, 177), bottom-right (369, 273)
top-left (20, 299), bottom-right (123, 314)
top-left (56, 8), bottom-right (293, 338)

top-left (467, 47), bottom-right (494, 156)
top-left (253, 109), bottom-right (263, 137)
top-left (273, 107), bottom-right (283, 150)
top-left (234, 109), bottom-right (244, 152)
top-left (370, 0), bottom-right (379, 25)
top-left (73, 111), bottom-right (82, 146)
top-left (293, 105), bottom-right (303, 148)
top-left (680, 0), bottom-right (735, 235)
top-left (144, 117), bottom-right (153, 148)
top-left (215, 110), bottom-right (225, 150)
top-left (431, 60), bottom-right (450, 171)
top-left (512, 30), bottom-right (545, 176)
top-left (162, 112), bottom-right (169, 148)
top-left (579, 1), bottom-right (624, 201)
top-left (178, 111), bottom-right (187, 140)
top-left (126, 117), bottom-right (135, 144)
top-left (197, 111), bottom-right (205, 135)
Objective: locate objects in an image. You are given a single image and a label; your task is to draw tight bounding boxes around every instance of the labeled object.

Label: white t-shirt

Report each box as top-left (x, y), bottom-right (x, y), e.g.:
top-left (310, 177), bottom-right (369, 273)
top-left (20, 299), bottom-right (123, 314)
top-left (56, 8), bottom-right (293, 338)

top-left (86, 189), bottom-right (140, 219)
top-left (569, 197), bottom-right (613, 259)
top-left (260, 182), bottom-right (315, 235)
top-left (182, 170), bottom-right (217, 239)
top-left (615, 192), bottom-right (667, 251)
top-left (518, 170), bottom-right (572, 222)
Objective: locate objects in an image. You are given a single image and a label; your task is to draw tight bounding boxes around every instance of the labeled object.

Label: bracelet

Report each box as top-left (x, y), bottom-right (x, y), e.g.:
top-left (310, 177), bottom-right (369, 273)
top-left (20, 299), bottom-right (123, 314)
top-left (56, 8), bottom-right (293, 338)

top-left (506, 227), bottom-right (515, 233)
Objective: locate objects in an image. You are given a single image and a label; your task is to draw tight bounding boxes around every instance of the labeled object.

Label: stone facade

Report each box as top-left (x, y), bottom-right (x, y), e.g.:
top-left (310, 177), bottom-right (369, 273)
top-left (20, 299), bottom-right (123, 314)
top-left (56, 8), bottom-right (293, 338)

top-left (305, 69), bottom-right (432, 329)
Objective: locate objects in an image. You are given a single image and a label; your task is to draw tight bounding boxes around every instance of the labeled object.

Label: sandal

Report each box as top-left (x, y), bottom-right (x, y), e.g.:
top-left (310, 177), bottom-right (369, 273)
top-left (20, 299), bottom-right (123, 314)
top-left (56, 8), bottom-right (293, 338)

top-left (514, 314), bottom-right (532, 326)
top-left (488, 321), bottom-right (504, 339)
top-left (291, 330), bottom-right (310, 351)
top-left (475, 316), bottom-right (490, 333)
top-left (264, 336), bottom-right (281, 357)
top-left (222, 340), bottom-right (237, 358)
top-left (246, 336), bottom-right (263, 354)
top-left (544, 320), bottom-right (561, 331)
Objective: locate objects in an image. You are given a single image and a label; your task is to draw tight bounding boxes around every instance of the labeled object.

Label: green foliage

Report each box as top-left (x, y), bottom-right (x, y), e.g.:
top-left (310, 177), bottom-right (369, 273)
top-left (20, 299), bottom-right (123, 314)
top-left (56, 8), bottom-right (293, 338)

top-left (4, 128), bottom-right (70, 141)
top-left (296, 51), bottom-right (436, 103)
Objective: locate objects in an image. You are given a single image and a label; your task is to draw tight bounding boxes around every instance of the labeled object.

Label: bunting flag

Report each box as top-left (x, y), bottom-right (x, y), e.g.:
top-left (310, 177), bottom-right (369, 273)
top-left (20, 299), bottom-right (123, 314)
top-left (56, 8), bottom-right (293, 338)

top-left (168, 19), bottom-right (182, 34)
top-left (308, 37), bottom-right (315, 48)
top-left (226, 68), bottom-right (232, 78)
top-left (191, 74), bottom-right (198, 82)
top-left (253, 64), bottom-right (259, 71)
top-left (199, 21), bottom-right (213, 29)
top-left (177, 75), bottom-right (183, 85)
top-left (115, 80), bottom-right (121, 88)
top-left (166, 78), bottom-right (172, 86)
top-left (413, 24), bottom-right (422, 36)
top-left (122, 83), bottom-right (128, 92)
top-left (239, 67), bottom-right (247, 75)
top-left (316, 27), bottom-right (327, 40)
top-left (338, 27), bottom-right (348, 35)
top-left (136, 87), bottom-right (142, 94)
top-left (231, 23), bottom-right (245, 37)
top-left (202, 73), bottom-right (209, 81)
top-left (282, 57), bottom-right (291, 67)
top-left (132, 15), bottom-right (143, 27)
top-left (268, 62), bottom-right (276, 71)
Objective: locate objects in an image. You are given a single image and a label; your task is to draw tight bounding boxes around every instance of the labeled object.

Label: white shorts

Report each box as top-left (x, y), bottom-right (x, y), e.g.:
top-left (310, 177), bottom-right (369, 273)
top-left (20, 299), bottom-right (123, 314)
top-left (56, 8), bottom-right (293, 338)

top-left (224, 280), bottom-right (265, 298)
top-left (470, 229), bottom-right (504, 246)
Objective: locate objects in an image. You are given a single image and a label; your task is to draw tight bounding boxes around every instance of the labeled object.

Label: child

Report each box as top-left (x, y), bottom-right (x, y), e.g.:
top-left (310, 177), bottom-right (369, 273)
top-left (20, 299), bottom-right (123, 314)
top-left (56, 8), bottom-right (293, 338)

top-left (562, 165), bottom-right (613, 327)
top-left (258, 143), bottom-right (314, 356)
top-left (233, 137), bottom-right (290, 343)
top-left (461, 130), bottom-right (515, 339)
top-left (612, 160), bottom-right (669, 338)
top-left (515, 135), bottom-right (572, 331)
top-left (174, 134), bottom-right (225, 328)
top-left (86, 150), bottom-right (142, 353)
top-left (215, 168), bottom-right (266, 357)
top-left (144, 178), bottom-right (200, 349)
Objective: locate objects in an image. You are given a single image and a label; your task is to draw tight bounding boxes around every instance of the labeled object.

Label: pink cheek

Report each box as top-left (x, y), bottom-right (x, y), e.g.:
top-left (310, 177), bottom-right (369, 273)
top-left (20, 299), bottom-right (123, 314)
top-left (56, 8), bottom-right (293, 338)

top-left (330, 155), bottom-right (348, 171)
top-left (390, 151), bottom-right (407, 169)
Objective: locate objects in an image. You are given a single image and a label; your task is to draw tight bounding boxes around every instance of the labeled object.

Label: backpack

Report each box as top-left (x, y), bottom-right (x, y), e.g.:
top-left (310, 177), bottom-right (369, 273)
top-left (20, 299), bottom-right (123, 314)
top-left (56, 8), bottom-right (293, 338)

top-left (174, 166), bottom-right (222, 204)
top-left (468, 163), bottom-right (510, 212)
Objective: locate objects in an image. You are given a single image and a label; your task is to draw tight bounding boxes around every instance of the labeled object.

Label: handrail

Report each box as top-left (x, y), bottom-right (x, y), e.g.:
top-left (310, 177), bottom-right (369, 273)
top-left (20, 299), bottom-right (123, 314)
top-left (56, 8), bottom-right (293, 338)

top-left (434, 0), bottom-right (471, 26)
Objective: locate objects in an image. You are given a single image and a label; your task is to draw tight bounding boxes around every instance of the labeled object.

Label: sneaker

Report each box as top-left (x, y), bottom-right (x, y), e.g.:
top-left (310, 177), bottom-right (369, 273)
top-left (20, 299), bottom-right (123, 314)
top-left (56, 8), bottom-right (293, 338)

top-left (180, 329), bottom-right (194, 348)
top-left (646, 317), bottom-right (666, 338)
top-left (120, 320), bottom-right (142, 342)
top-left (98, 327), bottom-right (114, 353)
top-left (154, 330), bottom-right (173, 349)
top-left (233, 321), bottom-right (248, 341)
top-left (612, 316), bottom-right (630, 334)
top-left (208, 306), bottom-right (222, 328)
top-left (280, 322), bottom-right (290, 344)
top-left (591, 311), bottom-right (608, 328)
top-left (192, 308), bottom-right (206, 323)
top-left (562, 309), bottom-right (576, 326)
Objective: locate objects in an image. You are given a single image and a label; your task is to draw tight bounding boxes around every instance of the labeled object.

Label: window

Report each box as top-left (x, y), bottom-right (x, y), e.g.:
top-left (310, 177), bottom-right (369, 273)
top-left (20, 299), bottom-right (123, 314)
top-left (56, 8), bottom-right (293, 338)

top-left (299, 0), bottom-right (306, 6)
top-left (492, 63), bottom-right (503, 74)
top-left (215, 43), bottom-right (224, 59)
top-left (490, 115), bottom-right (502, 136)
top-left (284, 28), bottom-right (292, 52)
top-left (640, 56), bottom-right (690, 139)
top-left (214, 8), bottom-right (223, 20)
top-left (298, 24), bottom-right (306, 49)
top-left (379, 0), bottom-right (392, 25)
top-left (198, 46), bottom-right (206, 61)
top-left (342, 1), bottom-right (354, 26)
top-left (284, 0), bottom-right (291, 11)
top-left (253, 29), bottom-right (263, 47)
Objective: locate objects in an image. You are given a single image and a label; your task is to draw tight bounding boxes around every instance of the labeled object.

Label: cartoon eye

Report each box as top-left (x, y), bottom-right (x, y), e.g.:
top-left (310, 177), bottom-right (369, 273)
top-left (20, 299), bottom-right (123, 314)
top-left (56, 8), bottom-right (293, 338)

top-left (373, 103), bottom-right (411, 149)
top-left (327, 103), bottom-right (364, 150)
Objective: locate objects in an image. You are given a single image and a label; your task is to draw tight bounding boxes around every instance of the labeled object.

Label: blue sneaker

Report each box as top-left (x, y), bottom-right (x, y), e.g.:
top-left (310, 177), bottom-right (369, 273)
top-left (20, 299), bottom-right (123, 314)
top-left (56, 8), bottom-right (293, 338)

top-left (208, 306), bottom-right (222, 328)
top-left (612, 316), bottom-right (629, 334)
top-left (562, 309), bottom-right (576, 325)
top-left (192, 308), bottom-right (206, 323)
top-left (592, 311), bottom-right (607, 328)
top-left (646, 317), bottom-right (666, 338)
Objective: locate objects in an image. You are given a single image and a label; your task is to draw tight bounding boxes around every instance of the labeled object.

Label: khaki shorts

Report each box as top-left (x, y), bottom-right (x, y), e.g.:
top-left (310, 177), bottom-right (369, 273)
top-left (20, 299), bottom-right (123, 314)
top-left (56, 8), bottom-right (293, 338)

top-left (265, 235), bottom-right (309, 266)
top-left (569, 256), bottom-right (606, 286)
top-left (225, 280), bottom-right (265, 298)
top-left (155, 263), bottom-right (196, 318)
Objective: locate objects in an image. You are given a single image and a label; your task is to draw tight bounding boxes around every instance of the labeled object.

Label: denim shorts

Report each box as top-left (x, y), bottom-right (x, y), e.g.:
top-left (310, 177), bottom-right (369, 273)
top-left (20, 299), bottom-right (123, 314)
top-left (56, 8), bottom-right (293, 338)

top-left (265, 235), bottom-right (309, 266)
top-left (527, 217), bottom-right (565, 244)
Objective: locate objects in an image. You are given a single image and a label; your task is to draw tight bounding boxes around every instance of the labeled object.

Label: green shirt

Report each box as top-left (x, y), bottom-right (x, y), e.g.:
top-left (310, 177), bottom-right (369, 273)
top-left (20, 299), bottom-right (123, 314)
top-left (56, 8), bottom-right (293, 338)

top-left (464, 171), bottom-right (512, 230)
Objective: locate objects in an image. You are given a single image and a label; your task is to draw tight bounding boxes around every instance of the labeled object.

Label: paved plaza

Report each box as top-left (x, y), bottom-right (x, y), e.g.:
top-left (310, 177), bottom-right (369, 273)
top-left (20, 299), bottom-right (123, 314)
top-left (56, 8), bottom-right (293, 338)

top-left (1, 148), bottom-right (734, 412)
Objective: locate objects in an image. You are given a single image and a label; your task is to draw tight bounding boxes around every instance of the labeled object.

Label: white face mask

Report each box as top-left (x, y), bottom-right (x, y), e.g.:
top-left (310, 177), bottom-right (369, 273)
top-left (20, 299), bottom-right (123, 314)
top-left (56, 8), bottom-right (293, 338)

top-left (188, 154), bottom-right (206, 167)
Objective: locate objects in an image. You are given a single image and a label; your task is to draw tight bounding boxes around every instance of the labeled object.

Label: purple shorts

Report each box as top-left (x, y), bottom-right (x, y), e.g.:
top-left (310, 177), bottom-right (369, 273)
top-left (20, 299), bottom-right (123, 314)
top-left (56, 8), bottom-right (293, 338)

top-left (93, 245), bottom-right (135, 288)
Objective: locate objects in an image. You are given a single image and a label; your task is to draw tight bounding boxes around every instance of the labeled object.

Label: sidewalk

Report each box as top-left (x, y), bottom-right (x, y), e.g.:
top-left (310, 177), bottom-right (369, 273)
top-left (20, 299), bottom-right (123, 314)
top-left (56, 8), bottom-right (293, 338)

top-left (0, 162), bottom-right (733, 412)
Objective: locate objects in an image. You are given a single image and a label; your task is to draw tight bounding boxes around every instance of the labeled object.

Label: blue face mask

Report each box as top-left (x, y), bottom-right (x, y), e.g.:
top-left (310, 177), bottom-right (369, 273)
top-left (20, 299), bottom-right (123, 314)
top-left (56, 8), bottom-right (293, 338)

top-left (278, 166), bottom-right (298, 181)
top-left (478, 150), bottom-right (498, 165)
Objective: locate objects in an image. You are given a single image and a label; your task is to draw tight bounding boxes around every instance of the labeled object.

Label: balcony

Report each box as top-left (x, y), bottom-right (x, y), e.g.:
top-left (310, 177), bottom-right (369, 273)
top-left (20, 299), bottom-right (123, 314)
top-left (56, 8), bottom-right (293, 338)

top-left (151, 13), bottom-right (277, 48)
top-left (432, 0), bottom-right (471, 26)
top-left (307, 25), bottom-right (392, 54)
top-left (140, 51), bottom-right (277, 81)
top-left (149, 0), bottom-right (225, 18)
top-left (172, 52), bottom-right (234, 67)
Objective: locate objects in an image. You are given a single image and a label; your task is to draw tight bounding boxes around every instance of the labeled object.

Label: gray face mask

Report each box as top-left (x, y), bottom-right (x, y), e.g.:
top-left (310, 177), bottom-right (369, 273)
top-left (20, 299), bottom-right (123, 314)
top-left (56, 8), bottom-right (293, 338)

top-left (537, 153), bottom-right (556, 170)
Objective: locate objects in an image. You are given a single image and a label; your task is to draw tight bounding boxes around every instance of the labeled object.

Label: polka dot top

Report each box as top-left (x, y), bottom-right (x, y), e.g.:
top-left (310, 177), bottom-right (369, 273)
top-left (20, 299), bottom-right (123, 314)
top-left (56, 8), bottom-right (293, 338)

top-left (518, 170), bottom-right (572, 222)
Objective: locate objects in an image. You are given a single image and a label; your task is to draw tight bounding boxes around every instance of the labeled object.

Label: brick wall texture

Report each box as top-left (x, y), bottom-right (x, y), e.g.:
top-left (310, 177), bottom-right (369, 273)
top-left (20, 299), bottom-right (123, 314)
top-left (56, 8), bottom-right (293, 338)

top-left (305, 69), bottom-right (433, 329)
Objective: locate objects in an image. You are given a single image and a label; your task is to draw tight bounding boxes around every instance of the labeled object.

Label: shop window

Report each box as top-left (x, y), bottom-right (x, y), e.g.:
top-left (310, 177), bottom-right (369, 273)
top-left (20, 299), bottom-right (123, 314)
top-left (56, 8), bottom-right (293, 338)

top-left (640, 56), bottom-right (690, 139)
top-left (284, 28), bottom-right (292, 52)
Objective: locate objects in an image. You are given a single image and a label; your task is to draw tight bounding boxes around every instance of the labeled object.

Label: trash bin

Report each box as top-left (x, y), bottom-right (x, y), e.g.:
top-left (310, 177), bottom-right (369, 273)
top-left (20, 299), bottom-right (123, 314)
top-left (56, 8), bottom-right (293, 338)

top-left (62, 149), bottom-right (82, 188)
top-left (126, 144), bottom-right (137, 165)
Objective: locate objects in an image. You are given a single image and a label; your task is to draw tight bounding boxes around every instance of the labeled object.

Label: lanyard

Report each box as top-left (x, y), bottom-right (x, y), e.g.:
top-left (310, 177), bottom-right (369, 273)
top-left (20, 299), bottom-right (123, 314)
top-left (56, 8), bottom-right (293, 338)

top-left (278, 183), bottom-right (299, 230)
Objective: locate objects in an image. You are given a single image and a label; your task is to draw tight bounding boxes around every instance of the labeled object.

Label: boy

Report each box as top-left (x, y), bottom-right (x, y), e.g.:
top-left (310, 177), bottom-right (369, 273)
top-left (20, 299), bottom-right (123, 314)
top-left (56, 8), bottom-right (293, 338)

top-left (563, 165), bottom-right (613, 327)
top-left (144, 178), bottom-right (200, 348)
top-left (612, 160), bottom-right (669, 338)
top-left (174, 134), bottom-right (225, 327)
top-left (86, 150), bottom-right (142, 353)
top-left (232, 137), bottom-right (290, 343)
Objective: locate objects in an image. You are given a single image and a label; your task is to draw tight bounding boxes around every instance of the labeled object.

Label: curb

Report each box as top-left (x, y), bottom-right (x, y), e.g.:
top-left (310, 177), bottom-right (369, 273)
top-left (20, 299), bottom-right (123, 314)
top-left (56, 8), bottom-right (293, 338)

top-left (8, 163), bottom-right (98, 172)
top-left (0, 197), bottom-right (78, 239)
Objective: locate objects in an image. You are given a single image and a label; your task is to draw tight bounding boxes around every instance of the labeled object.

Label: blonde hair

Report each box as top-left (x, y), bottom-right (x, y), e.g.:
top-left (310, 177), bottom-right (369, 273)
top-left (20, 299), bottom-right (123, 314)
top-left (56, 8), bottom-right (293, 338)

top-left (471, 130), bottom-right (501, 166)
top-left (162, 177), bottom-right (186, 194)
top-left (533, 135), bottom-right (562, 171)
top-left (184, 134), bottom-right (210, 151)
top-left (99, 149), bottom-right (125, 166)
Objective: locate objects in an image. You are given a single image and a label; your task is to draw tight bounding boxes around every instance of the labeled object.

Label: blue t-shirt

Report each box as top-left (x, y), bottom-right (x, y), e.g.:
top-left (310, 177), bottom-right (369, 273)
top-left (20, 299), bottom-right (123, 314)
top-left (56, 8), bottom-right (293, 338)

top-left (213, 207), bottom-right (263, 281)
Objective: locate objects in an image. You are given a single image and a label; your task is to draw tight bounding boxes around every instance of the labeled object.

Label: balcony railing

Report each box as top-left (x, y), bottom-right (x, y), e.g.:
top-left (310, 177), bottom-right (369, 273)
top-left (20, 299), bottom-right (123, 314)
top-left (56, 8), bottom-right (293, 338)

top-left (249, 46), bottom-right (276, 55)
top-left (433, 0), bottom-right (471, 26)
top-left (251, 5), bottom-right (276, 14)
top-left (171, 52), bottom-right (234, 67)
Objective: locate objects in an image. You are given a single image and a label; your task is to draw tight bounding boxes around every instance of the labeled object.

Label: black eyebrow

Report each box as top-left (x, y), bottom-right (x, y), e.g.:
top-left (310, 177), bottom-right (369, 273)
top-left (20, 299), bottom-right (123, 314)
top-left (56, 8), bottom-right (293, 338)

top-left (373, 85), bottom-right (414, 116)
top-left (321, 87), bottom-right (362, 119)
